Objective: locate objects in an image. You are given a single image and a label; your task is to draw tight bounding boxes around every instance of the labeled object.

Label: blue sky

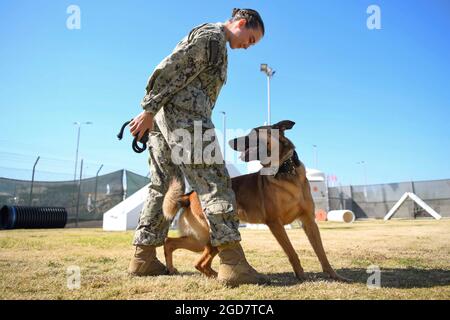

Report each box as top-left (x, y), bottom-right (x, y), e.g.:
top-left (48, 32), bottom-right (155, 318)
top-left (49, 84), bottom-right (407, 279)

top-left (0, 0), bottom-right (449, 186)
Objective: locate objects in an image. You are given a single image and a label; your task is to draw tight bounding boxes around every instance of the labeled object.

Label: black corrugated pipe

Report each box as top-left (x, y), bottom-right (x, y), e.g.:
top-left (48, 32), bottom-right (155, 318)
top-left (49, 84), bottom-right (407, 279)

top-left (0, 206), bottom-right (67, 230)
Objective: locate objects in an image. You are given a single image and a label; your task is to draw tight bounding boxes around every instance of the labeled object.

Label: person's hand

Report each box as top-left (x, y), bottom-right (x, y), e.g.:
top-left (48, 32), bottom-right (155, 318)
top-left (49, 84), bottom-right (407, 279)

top-left (129, 111), bottom-right (154, 141)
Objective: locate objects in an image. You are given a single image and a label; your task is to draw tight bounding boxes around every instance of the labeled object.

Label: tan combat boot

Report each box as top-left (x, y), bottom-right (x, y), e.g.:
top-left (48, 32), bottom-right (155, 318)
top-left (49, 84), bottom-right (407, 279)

top-left (217, 242), bottom-right (270, 287)
top-left (128, 245), bottom-right (168, 276)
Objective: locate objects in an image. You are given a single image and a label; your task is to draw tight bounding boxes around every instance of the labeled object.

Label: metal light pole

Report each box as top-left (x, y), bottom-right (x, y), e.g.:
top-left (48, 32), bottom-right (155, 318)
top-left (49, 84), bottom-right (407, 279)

top-left (220, 111), bottom-right (226, 163)
top-left (357, 161), bottom-right (367, 186)
top-left (357, 161), bottom-right (368, 198)
top-left (260, 64), bottom-right (275, 125)
top-left (75, 159), bottom-right (84, 228)
top-left (94, 164), bottom-right (103, 215)
top-left (29, 156), bottom-right (40, 206)
top-left (73, 121), bottom-right (93, 181)
top-left (364, 162), bottom-right (367, 186)
top-left (313, 145), bottom-right (318, 169)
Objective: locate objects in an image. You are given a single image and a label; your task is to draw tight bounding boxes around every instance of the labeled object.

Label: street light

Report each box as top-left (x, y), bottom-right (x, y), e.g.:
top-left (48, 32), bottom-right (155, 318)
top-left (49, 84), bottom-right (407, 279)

top-left (313, 144), bottom-right (318, 169)
top-left (220, 111), bottom-right (226, 163)
top-left (357, 160), bottom-right (368, 198)
top-left (73, 121), bottom-right (93, 181)
top-left (260, 64), bottom-right (275, 125)
top-left (356, 161), bottom-right (367, 186)
top-left (29, 156), bottom-right (40, 206)
top-left (94, 164), bottom-right (103, 215)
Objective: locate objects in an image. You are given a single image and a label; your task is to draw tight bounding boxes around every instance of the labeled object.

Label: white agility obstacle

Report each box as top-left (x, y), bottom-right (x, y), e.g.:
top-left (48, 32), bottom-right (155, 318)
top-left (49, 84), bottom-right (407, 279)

top-left (384, 192), bottom-right (442, 221)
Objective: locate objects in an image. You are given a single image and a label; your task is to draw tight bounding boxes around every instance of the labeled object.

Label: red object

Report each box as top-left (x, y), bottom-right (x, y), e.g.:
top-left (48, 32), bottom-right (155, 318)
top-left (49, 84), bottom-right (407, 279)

top-left (315, 210), bottom-right (327, 221)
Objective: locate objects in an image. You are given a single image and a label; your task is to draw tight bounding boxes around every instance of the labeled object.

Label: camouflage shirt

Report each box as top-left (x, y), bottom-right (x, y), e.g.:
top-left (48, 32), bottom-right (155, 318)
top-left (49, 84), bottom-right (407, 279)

top-left (141, 22), bottom-right (228, 120)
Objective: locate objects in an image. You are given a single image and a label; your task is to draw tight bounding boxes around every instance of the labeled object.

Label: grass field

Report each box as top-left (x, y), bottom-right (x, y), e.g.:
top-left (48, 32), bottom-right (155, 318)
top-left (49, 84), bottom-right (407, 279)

top-left (0, 219), bottom-right (449, 300)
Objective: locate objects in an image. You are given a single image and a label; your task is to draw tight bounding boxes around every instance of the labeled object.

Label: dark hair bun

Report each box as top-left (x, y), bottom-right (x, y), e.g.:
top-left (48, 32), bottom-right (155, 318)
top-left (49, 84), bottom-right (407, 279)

top-left (229, 8), bottom-right (265, 35)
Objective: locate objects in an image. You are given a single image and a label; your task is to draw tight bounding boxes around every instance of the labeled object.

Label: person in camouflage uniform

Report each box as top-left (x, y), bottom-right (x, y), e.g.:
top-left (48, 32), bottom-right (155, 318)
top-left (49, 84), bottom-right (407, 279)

top-left (128, 8), bottom-right (268, 286)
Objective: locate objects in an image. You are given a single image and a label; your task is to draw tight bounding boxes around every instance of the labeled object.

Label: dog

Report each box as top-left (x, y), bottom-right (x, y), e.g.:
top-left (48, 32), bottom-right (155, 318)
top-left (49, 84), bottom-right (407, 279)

top-left (162, 120), bottom-right (348, 282)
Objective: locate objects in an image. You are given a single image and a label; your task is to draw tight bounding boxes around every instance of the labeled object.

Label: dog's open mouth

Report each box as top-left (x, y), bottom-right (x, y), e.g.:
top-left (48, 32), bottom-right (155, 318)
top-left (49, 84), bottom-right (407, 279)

top-left (240, 147), bottom-right (258, 162)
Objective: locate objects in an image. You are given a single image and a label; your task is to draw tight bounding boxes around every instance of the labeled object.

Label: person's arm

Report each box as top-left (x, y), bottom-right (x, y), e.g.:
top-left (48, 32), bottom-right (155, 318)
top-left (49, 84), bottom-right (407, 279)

top-left (141, 33), bottom-right (217, 114)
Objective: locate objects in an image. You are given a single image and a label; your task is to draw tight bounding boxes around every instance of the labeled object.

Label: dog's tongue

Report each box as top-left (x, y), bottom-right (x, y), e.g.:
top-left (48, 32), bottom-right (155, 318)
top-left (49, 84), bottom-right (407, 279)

top-left (240, 147), bottom-right (258, 161)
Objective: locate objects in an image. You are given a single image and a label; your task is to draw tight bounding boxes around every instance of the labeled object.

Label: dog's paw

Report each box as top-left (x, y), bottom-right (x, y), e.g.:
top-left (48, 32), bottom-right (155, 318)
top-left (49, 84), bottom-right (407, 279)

top-left (206, 270), bottom-right (218, 278)
top-left (295, 271), bottom-right (307, 282)
top-left (167, 267), bottom-right (179, 275)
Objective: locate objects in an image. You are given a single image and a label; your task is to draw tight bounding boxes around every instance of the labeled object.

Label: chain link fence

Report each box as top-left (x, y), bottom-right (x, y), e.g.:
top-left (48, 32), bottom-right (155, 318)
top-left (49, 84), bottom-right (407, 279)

top-left (328, 179), bottom-right (450, 219)
top-left (0, 170), bottom-right (150, 227)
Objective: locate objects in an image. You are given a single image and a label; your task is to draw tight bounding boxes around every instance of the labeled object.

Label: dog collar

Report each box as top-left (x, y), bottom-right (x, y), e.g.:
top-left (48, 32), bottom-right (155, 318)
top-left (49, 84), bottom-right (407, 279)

top-left (276, 151), bottom-right (302, 177)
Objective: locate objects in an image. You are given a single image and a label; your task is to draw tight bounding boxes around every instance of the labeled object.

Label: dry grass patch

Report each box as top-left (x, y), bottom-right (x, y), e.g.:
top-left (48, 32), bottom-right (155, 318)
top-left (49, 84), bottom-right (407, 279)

top-left (0, 219), bottom-right (449, 299)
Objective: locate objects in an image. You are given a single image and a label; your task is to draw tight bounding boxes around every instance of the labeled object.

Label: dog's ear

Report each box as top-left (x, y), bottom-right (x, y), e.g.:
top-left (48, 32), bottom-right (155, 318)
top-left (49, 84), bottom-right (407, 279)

top-left (272, 120), bottom-right (295, 132)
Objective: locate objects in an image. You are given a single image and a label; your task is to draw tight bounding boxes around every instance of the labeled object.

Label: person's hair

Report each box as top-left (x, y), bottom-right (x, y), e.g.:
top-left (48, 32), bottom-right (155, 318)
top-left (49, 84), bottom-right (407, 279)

top-left (230, 8), bottom-right (265, 35)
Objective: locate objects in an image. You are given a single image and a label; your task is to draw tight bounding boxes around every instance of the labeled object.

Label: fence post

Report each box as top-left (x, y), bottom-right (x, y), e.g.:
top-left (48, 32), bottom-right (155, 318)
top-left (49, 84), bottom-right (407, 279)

top-left (349, 185), bottom-right (354, 213)
top-left (123, 170), bottom-right (127, 201)
top-left (75, 159), bottom-right (83, 227)
top-left (410, 180), bottom-right (416, 219)
top-left (94, 164), bottom-right (103, 215)
top-left (28, 156), bottom-right (40, 206)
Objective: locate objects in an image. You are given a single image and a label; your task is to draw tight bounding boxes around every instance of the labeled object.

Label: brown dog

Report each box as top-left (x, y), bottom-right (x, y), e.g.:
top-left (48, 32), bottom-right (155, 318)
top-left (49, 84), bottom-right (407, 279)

top-left (162, 120), bottom-right (348, 282)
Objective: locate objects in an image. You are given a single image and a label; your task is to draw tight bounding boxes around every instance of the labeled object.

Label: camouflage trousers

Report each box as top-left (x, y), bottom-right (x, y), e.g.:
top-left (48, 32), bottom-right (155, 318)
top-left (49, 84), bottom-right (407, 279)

top-left (132, 108), bottom-right (241, 247)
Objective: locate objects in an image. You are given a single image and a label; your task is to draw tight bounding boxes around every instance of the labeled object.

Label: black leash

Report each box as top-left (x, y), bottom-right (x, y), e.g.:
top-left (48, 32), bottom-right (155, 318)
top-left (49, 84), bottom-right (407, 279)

top-left (117, 119), bottom-right (149, 153)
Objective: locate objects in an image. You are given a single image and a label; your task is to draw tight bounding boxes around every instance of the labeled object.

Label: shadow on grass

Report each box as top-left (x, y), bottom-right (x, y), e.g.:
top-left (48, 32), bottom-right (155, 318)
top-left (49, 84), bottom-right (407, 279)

top-left (265, 268), bottom-right (450, 288)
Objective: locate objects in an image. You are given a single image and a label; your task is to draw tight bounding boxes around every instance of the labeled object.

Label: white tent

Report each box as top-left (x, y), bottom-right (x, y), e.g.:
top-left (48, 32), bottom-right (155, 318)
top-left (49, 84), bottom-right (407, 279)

top-left (102, 184), bottom-right (148, 231)
top-left (102, 163), bottom-right (241, 231)
top-left (306, 168), bottom-right (326, 182)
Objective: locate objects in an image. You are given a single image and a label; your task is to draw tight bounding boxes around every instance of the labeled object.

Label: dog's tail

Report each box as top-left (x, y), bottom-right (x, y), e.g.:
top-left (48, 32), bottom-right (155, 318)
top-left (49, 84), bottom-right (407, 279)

top-left (162, 178), bottom-right (190, 220)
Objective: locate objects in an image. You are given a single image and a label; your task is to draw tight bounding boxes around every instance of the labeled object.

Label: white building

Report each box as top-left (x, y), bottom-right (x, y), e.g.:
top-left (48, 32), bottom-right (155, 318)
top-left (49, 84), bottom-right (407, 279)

top-left (103, 163), bottom-right (242, 231)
